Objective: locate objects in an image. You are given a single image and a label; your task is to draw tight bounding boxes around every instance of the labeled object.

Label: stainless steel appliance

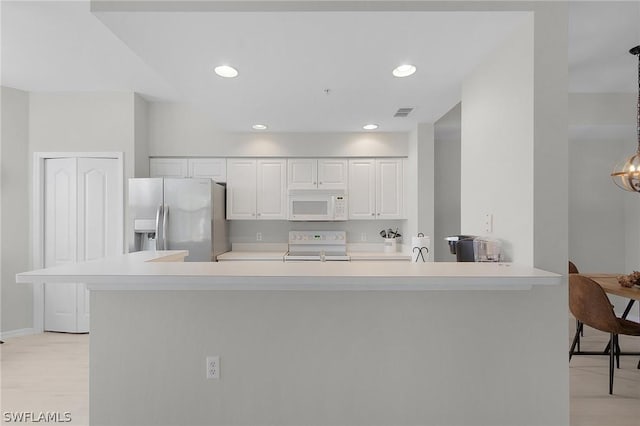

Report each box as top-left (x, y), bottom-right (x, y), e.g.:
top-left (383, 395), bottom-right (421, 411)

top-left (288, 189), bottom-right (348, 221)
top-left (128, 178), bottom-right (230, 261)
top-left (445, 235), bottom-right (502, 262)
top-left (284, 230), bottom-right (350, 261)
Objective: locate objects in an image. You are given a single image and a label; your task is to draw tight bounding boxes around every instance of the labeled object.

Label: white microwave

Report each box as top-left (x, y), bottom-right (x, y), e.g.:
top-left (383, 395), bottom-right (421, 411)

top-left (288, 189), bottom-right (348, 221)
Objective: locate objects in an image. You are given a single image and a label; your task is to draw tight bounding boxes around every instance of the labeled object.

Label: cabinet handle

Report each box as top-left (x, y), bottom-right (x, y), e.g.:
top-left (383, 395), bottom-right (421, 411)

top-left (256, 213), bottom-right (261, 217)
top-left (377, 213), bottom-right (380, 216)
top-left (318, 182), bottom-right (322, 185)
top-left (371, 213), bottom-right (375, 216)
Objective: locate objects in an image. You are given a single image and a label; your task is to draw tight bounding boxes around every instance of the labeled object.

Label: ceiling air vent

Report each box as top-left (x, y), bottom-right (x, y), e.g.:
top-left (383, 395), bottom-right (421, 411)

top-left (394, 107), bottom-right (414, 118)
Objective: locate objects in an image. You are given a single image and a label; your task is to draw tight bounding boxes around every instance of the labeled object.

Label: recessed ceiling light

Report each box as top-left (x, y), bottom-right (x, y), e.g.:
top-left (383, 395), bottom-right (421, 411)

top-left (363, 124), bottom-right (379, 130)
top-left (214, 65), bottom-right (239, 78)
top-left (392, 64), bottom-right (417, 78)
top-left (252, 124), bottom-right (268, 130)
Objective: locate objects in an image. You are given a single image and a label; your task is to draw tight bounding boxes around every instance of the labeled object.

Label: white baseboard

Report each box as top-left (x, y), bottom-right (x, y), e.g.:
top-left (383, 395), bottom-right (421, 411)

top-left (1, 328), bottom-right (37, 340)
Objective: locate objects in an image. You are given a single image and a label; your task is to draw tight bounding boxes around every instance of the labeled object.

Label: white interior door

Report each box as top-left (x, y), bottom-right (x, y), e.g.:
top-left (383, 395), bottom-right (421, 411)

top-left (44, 157), bottom-right (120, 333)
top-left (44, 158), bottom-right (78, 332)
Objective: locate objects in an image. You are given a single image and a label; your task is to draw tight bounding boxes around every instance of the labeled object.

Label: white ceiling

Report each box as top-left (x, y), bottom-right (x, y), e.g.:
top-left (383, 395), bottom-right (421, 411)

top-left (1, 1), bottom-right (639, 133)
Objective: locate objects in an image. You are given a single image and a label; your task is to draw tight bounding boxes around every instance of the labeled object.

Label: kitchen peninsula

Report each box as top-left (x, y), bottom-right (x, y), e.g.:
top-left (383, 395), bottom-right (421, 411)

top-left (18, 251), bottom-right (562, 426)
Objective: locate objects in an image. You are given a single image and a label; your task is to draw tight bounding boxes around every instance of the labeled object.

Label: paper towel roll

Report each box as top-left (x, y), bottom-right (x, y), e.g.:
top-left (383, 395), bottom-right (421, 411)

top-left (411, 236), bottom-right (430, 262)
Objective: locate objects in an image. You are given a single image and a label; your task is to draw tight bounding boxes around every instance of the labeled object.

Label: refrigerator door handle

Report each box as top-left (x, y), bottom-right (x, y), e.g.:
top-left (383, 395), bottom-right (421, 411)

top-left (155, 204), bottom-right (163, 250)
top-left (162, 204), bottom-right (169, 250)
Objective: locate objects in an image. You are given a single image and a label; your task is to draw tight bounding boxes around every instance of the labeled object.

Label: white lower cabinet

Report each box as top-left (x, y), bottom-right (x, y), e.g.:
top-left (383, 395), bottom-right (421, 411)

top-left (348, 158), bottom-right (404, 220)
top-left (226, 158), bottom-right (287, 220)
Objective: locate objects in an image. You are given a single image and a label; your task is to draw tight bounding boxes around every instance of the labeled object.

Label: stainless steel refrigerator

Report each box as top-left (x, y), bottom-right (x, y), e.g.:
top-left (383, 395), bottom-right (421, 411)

top-left (128, 178), bottom-right (229, 261)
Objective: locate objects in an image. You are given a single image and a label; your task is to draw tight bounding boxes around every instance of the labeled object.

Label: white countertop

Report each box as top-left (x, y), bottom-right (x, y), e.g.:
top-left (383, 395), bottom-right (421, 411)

top-left (17, 250), bottom-right (561, 291)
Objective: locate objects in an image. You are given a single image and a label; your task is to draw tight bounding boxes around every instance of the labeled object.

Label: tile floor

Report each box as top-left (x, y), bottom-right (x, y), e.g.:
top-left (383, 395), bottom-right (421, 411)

top-left (1, 318), bottom-right (639, 426)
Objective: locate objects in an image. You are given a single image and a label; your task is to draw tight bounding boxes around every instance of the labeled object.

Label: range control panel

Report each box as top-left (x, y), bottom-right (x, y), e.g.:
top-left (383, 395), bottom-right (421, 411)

top-left (288, 230), bottom-right (346, 245)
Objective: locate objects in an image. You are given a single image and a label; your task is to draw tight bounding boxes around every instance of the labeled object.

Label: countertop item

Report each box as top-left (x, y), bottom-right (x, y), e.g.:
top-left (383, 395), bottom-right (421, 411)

top-left (17, 250), bottom-right (561, 291)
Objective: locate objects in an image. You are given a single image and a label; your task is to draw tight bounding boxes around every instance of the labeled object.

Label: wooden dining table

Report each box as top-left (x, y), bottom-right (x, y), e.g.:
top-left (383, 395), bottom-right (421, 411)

top-left (584, 273), bottom-right (640, 317)
top-left (573, 273), bottom-right (640, 358)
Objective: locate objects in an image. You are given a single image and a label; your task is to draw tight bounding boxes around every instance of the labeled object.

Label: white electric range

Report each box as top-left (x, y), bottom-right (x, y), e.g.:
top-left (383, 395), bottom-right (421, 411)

top-left (284, 230), bottom-right (350, 262)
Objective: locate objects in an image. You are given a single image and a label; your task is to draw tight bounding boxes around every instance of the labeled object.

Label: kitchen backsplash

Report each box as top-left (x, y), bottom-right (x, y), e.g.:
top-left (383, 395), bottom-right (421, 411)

top-left (229, 220), bottom-right (406, 245)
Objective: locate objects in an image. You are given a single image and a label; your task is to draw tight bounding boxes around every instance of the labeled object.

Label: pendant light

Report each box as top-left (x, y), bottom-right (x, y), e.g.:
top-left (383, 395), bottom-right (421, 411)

top-left (611, 45), bottom-right (640, 191)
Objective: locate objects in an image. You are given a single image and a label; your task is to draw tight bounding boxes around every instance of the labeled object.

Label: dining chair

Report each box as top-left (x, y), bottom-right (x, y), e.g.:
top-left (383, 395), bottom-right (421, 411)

top-left (568, 261), bottom-right (579, 274)
top-left (568, 261), bottom-right (583, 342)
top-left (568, 274), bottom-right (640, 394)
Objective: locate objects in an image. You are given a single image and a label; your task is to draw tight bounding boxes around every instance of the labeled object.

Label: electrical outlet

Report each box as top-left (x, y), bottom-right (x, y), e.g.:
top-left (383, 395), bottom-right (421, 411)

top-left (256, 232), bottom-right (262, 241)
top-left (484, 213), bottom-right (493, 234)
top-left (361, 232), bottom-right (367, 242)
top-left (206, 356), bottom-right (220, 379)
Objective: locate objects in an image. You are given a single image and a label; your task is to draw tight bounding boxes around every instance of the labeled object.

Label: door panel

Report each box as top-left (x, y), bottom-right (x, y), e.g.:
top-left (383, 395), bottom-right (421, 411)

top-left (376, 159), bottom-right (403, 219)
top-left (226, 159), bottom-right (257, 219)
top-left (348, 159), bottom-right (376, 219)
top-left (77, 158), bottom-right (120, 261)
top-left (149, 158), bottom-right (188, 178)
top-left (257, 159), bottom-right (286, 219)
top-left (287, 158), bottom-right (317, 189)
top-left (44, 156), bottom-right (121, 333)
top-left (44, 158), bottom-right (78, 332)
top-left (318, 159), bottom-right (347, 189)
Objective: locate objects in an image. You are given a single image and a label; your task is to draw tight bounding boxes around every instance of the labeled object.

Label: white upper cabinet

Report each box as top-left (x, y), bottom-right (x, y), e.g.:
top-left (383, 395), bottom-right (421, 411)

top-left (188, 158), bottom-right (226, 182)
top-left (227, 158), bottom-right (286, 220)
top-left (149, 158), bottom-right (188, 178)
top-left (348, 158), bottom-right (404, 220)
top-left (376, 158), bottom-right (404, 220)
top-left (256, 159), bottom-right (287, 219)
top-left (318, 159), bottom-right (348, 189)
top-left (287, 158), bottom-right (347, 190)
top-left (348, 159), bottom-right (376, 219)
top-left (287, 159), bottom-right (317, 189)
top-left (150, 158), bottom-right (227, 182)
top-left (226, 159), bottom-right (257, 219)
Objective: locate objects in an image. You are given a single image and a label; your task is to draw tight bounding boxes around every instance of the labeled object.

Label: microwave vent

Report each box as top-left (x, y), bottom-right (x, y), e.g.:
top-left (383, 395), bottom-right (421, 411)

top-left (394, 107), bottom-right (414, 118)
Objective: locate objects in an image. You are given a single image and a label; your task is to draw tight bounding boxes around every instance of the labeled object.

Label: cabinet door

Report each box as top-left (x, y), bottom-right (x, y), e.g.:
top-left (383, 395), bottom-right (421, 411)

top-left (226, 159), bottom-right (257, 219)
top-left (188, 158), bottom-right (226, 182)
top-left (287, 158), bottom-right (317, 189)
top-left (149, 158), bottom-right (188, 178)
top-left (257, 159), bottom-right (287, 219)
top-left (348, 159), bottom-right (376, 220)
top-left (318, 159), bottom-right (347, 189)
top-left (376, 159), bottom-right (404, 219)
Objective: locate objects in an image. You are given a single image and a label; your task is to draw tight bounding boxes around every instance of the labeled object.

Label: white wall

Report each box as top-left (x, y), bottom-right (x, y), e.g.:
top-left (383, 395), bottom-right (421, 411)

top-left (434, 103), bottom-right (461, 261)
top-left (91, 286), bottom-right (566, 426)
top-left (568, 93), bottom-right (637, 318)
top-left (406, 123), bottom-right (435, 252)
top-left (29, 92), bottom-right (136, 177)
top-left (568, 93), bottom-right (636, 274)
top-left (461, 19), bottom-right (534, 264)
top-left (134, 94), bottom-right (150, 178)
top-left (1, 87), bottom-right (32, 334)
top-left (148, 102), bottom-right (408, 158)
top-left (416, 124), bottom-right (435, 250)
